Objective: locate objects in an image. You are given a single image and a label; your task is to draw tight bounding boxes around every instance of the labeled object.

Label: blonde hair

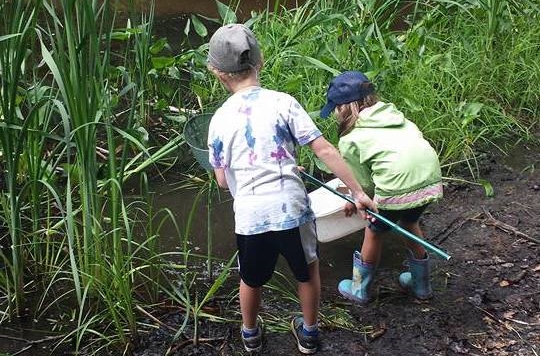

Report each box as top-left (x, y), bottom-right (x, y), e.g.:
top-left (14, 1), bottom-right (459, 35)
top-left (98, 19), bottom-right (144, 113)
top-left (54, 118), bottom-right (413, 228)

top-left (335, 83), bottom-right (379, 137)
top-left (207, 55), bottom-right (263, 88)
top-left (208, 64), bottom-right (255, 81)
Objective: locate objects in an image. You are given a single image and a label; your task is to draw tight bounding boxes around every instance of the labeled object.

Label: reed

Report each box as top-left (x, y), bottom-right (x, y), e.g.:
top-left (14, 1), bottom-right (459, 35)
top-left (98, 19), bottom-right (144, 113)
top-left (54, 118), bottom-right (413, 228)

top-left (195, 0), bottom-right (538, 174)
top-left (0, 0), bottom-right (537, 353)
top-left (0, 0), bottom-right (44, 316)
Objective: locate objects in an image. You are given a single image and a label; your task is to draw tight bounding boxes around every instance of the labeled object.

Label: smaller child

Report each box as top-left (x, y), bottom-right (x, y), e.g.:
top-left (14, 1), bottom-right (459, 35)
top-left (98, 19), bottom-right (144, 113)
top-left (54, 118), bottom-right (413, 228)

top-left (320, 71), bottom-right (443, 304)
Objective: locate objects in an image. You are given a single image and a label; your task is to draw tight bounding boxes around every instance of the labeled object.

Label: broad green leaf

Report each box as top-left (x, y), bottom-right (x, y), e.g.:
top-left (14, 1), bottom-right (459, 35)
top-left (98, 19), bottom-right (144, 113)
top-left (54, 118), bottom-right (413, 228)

top-left (216, 0), bottom-right (237, 24)
top-left (151, 56), bottom-right (175, 69)
top-left (463, 102), bottom-right (484, 117)
top-left (191, 15), bottom-right (208, 37)
top-left (149, 38), bottom-right (168, 55)
top-left (298, 55), bottom-right (340, 75)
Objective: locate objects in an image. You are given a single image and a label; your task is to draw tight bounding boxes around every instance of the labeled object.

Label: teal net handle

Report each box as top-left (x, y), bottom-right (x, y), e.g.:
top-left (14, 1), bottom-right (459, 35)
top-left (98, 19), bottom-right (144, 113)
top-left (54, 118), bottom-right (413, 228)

top-left (300, 171), bottom-right (451, 261)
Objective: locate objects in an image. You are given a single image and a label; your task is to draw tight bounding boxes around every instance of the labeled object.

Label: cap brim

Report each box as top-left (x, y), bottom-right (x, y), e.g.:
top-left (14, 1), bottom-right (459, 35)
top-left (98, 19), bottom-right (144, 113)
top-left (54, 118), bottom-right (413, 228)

top-left (319, 102), bottom-right (336, 118)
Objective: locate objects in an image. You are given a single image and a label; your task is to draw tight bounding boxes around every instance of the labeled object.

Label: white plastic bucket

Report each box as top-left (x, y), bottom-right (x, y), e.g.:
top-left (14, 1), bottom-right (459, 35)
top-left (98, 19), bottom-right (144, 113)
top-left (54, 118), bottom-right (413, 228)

top-left (308, 178), bottom-right (368, 243)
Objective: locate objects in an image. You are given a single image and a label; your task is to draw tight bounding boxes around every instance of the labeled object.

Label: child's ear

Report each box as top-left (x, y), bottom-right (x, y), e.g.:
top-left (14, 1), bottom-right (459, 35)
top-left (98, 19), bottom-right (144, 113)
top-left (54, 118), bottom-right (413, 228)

top-left (208, 66), bottom-right (218, 76)
top-left (217, 71), bottom-right (230, 83)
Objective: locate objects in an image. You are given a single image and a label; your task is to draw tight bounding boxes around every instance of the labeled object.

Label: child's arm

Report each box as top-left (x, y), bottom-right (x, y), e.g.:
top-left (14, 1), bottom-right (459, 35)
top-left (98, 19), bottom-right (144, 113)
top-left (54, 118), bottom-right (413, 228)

top-left (308, 136), bottom-right (377, 217)
top-left (214, 168), bottom-right (228, 189)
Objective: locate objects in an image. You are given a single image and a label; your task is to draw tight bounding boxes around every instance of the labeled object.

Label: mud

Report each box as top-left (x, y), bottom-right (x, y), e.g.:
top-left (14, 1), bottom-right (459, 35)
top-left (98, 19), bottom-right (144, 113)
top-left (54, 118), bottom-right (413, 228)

top-left (134, 137), bottom-right (539, 356)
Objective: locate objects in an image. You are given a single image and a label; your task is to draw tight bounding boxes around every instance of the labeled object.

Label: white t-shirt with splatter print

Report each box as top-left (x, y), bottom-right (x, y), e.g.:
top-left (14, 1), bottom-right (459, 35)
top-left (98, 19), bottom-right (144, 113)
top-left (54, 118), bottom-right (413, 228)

top-left (207, 87), bottom-right (322, 235)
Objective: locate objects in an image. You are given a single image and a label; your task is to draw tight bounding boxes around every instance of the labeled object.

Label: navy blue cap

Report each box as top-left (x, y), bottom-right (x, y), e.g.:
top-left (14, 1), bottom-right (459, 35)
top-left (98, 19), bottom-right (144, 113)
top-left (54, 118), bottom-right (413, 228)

top-left (320, 71), bottom-right (374, 118)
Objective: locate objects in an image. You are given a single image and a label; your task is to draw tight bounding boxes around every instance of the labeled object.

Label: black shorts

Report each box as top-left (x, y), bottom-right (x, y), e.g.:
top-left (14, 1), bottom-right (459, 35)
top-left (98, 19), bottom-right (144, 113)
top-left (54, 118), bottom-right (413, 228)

top-left (368, 205), bottom-right (428, 232)
top-left (236, 222), bottom-right (319, 288)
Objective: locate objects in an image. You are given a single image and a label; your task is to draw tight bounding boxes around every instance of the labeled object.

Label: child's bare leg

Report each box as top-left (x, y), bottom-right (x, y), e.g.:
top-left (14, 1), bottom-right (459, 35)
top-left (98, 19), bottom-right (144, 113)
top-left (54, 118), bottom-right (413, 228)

top-left (239, 280), bottom-right (261, 328)
top-left (360, 227), bottom-right (383, 264)
top-left (399, 221), bottom-right (427, 258)
top-left (297, 260), bottom-right (320, 326)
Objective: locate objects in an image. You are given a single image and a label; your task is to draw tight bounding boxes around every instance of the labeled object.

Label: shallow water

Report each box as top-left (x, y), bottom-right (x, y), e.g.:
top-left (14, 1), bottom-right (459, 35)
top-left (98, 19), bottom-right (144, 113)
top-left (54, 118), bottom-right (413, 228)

top-left (0, 176), bottom-right (407, 355)
top-left (117, 0), bottom-right (305, 18)
top-left (149, 175), bottom-right (408, 297)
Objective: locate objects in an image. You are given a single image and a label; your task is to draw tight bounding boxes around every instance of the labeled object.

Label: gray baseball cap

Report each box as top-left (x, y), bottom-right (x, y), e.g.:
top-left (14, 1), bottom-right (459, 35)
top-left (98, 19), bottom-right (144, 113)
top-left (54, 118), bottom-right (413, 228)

top-left (208, 24), bottom-right (262, 73)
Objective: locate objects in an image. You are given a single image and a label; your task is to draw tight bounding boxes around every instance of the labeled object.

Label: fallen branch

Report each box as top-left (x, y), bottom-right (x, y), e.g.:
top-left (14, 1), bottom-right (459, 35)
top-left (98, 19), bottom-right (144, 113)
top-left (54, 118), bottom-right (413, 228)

top-left (165, 336), bottom-right (226, 355)
top-left (481, 208), bottom-right (540, 244)
top-left (135, 304), bottom-right (177, 333)
top-left (3, 334), bottom-right (65, 356)
top-left (434, 212), bottom-right (482, 244)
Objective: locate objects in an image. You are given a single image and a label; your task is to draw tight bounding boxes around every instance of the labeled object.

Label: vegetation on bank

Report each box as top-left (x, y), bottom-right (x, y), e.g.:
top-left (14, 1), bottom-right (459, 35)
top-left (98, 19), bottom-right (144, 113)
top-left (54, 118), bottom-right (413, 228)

top-left (0, 0), bottom-right (538, 354)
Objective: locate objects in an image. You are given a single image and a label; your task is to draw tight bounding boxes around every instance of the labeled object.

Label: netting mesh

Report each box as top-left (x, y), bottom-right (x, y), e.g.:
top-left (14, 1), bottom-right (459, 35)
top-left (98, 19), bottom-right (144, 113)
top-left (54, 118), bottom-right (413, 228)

top-left (184, 113), bottom-right (213, 171)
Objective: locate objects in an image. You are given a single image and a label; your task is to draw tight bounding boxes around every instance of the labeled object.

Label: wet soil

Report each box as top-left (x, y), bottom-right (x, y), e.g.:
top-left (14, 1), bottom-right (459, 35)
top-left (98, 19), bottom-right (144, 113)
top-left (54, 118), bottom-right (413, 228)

top-left (134, 140), bottom-right (540, 356)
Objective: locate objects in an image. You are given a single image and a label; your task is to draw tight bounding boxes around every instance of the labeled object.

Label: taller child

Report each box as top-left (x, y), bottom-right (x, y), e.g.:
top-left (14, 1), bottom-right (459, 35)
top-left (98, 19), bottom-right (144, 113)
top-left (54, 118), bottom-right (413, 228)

top-left (206, 25), bottom-right (376, 354)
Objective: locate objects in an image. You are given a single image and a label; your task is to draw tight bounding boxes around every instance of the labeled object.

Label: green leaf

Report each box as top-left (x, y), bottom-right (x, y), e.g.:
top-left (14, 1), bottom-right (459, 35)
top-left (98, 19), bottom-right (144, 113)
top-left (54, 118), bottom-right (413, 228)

top-left (314, 157), bottom-right (332, 174)
top-left (297, 55), bottom-right (340, 75)
top-left (216, 0), bottom-right (237, 24)
top-left (191, 15), bottom-right (208, 37)
top-left (184, 18), bottom-right (191, 37)
top-left (463, 102), bottom-right (484, 117)
top-left (478, 179), bottom-right (494, 197)
top-left (0, 33), bottom-right (22, 42)
top-left (151, 56), bottom-right (175, 69)
top-left (149, 38), bottom-right (168, 55)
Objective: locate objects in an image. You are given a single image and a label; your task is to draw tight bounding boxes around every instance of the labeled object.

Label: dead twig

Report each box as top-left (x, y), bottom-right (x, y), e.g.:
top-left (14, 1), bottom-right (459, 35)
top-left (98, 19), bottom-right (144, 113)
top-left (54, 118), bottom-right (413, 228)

top-left (11, 345), bottom-right (33, 356)
top-left (504, 317), bottom-right (540, 326)
top-left (165, 336), bottom-right (226, 355)
top-left (135, 304), bottom-right (177, 333)
top-left (474, 305), bottom-right (540, 356)
top-left (481, 207), bottom-right (540, 244)
top-left (510, 201), bottom-right (537, 218)
top-left (4, 334), bottom-right (65, 356)
top-left (473, 305), bottom-right (523, 340)
top-left (0, 334), bottom-right (26, 342)
top-left (434, 212), bottom-right (482, 244)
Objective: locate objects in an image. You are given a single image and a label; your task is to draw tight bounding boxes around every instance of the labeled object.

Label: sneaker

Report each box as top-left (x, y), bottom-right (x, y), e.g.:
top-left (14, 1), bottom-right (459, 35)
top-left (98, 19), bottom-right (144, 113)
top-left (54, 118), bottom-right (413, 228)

top-left (241, 324), bottom-right (263, 353)
top-left (291, 316), bottom-right (319, 354)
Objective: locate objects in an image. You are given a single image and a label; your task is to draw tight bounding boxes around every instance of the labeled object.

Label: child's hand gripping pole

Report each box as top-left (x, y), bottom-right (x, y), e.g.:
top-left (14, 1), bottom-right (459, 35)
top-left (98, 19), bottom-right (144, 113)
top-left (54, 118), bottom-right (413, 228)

top-left (300, 171), bottom-right (451, 261)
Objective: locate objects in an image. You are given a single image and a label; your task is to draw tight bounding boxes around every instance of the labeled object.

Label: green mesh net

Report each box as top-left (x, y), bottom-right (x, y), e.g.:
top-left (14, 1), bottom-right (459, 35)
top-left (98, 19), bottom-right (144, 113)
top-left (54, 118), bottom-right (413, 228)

top-left (184, 113), bottom-right (213, 171)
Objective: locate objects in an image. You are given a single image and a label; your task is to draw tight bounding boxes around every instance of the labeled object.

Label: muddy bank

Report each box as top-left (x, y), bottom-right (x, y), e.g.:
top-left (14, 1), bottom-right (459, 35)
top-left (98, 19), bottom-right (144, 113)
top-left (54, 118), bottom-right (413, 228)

top-left (133, 138), bottom-right (539, 356)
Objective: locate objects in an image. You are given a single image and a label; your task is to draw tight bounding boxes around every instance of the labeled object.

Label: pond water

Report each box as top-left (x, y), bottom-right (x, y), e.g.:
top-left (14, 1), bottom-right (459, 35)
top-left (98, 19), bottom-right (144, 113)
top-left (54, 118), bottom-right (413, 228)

top-left (117, 0), bottom-right (305, 18)
top-left (0, 174), bottom-right (407, 356)
top-left (149, 174), bottom-right (408, 297)
top-left (1, 1), bottom-right (412, 354)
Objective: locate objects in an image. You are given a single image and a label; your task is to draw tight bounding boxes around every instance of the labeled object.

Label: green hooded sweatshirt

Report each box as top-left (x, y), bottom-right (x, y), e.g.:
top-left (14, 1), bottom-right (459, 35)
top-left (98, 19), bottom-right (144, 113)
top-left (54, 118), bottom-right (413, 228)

top-left (338, 101), bottom-right (443, 210)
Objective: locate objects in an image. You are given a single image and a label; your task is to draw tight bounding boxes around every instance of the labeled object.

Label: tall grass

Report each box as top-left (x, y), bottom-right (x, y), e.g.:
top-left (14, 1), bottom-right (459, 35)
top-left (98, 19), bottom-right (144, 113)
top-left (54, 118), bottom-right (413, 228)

top-left (0, 0), bottom-right (46, 316)
top-left (195, 0), bottom-right (538, 175)
top-left (36, 0), bottom-right (192, 351)
top-left (0, 0), bottom-right (538, 353)
top-left (385, 1), bottom-right (538, 173)
top-left (1, 0), bottom-right (198, 353)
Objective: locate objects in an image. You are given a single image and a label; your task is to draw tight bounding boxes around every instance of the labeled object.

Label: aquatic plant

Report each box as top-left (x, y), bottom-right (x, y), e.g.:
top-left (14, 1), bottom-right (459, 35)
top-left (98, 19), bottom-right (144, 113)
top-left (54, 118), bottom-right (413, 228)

top-left (193, 0), bottom-right (538, 175)
top-left (0, 0), bottom-right (538, 354)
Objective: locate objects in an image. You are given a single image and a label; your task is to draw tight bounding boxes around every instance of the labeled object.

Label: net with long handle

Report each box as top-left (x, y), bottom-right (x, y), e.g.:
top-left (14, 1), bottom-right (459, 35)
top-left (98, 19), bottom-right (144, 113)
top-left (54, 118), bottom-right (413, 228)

top-left (184, 113), bottom-right (213, 171)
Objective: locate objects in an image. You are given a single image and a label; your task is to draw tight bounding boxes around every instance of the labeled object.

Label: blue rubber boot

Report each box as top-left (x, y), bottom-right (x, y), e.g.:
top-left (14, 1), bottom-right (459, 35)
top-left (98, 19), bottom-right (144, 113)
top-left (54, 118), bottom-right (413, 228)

top-left (338, 251), bottom-right (376, 305)
top-left (399, 249), bottom-right (433, 300)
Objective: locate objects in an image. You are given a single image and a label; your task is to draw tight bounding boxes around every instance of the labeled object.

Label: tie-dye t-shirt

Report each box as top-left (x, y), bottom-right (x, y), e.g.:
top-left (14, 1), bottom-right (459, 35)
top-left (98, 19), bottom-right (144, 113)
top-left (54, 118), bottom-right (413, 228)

top-left (207, 87), bottom-right (322, 235)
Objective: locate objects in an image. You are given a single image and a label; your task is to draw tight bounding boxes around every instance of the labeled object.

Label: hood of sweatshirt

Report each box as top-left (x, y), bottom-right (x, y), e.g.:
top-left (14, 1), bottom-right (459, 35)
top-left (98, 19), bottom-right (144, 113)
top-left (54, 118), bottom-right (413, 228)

top-left (355, 101), bottom-right (405, 128)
